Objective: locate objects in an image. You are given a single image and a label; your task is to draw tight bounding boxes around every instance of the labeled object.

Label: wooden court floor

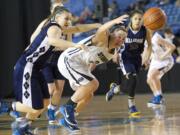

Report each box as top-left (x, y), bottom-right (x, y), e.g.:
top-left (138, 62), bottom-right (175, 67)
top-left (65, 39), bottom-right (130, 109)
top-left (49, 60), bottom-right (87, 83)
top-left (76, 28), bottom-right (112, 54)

top-left (0, 93), bottom-right (180, 135)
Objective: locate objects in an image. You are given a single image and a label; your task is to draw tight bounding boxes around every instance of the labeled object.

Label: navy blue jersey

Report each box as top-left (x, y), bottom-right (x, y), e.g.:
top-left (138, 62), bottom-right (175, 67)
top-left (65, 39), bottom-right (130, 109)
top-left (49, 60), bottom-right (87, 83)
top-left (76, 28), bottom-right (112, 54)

top-left (13, 21), bottom-right (62, 109)
top-left (121, 26), bottom-right (147, 59)
top-left (17, 21), bottom-right (61, 70)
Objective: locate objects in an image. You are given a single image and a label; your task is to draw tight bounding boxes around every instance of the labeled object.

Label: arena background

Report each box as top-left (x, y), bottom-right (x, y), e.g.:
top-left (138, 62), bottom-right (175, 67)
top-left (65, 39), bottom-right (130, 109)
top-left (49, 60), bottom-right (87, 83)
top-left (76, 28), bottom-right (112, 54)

top-left (0, 0), bottom-right (180, 98)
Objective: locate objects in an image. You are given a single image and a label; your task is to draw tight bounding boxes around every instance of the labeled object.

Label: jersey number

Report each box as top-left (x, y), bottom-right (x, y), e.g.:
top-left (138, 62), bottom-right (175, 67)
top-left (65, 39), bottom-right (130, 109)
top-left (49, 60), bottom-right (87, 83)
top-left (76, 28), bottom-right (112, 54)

top-left (97, 52), bottom-right (108, 62)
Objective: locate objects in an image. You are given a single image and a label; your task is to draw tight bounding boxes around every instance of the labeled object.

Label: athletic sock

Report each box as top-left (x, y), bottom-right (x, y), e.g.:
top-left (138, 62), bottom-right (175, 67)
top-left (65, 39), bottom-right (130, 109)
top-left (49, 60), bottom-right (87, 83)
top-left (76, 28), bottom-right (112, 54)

top-left (154, 90), bottom-right (162, 96)
top-left (66, 99), bottom-right (77, 108)
top-left (48, 104), bottom-right (57, 110)
top-left (128, 97), bottom-right (135, 108)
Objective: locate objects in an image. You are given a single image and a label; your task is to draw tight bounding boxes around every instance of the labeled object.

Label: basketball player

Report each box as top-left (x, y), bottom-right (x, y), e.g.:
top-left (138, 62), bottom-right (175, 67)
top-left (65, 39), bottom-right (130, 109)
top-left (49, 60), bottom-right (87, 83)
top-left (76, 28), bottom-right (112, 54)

top-left (106, 10), bottom-right (152, 118)
top-left (0, 7), bottom-right (89, 134)
top-left (9, 0), bottom-right (69, 122)
top-left (42, 1), bottom-right (102, 124)
top-left (7, 3), bottom-right (101, 123)
top-left (147, 29), bottom-right (176, 107)
top-left (57, 15), bottom-right (128, 131)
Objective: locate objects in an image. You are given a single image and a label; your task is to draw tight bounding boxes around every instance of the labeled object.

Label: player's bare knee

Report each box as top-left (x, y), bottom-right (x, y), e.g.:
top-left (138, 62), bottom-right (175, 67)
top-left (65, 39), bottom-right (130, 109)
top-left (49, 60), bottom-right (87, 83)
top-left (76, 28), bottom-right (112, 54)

top-left (43, 99), bottom-right (50, 107)
top-left (31, 108), bottom-right (43, 114)
top-left (92, 79), bottom-right (99, 92)
top-left (148, 72), bottom-right (156, 81)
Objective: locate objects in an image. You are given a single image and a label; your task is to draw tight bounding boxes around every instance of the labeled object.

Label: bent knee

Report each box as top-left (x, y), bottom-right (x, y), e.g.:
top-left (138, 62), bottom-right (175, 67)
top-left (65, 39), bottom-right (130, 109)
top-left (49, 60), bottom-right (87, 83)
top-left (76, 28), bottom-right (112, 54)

top-left (43, 99), bottom-right (50, 107)
top-left (31, 109), bottom-right (41, 114)
top-left (92, 79), bottom-right (99, 91)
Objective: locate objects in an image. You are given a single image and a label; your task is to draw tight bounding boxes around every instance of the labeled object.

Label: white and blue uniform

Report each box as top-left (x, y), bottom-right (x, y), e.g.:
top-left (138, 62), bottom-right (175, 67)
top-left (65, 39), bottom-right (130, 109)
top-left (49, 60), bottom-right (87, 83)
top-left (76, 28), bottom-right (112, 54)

top-left (13, 22), bottom-right (61, 109)
top-left (148, 32), bottom-right (174, 79)
top-left (58, 35), bottom-right (113, 90)
top-left (119, 26), bottom-right (146, 75)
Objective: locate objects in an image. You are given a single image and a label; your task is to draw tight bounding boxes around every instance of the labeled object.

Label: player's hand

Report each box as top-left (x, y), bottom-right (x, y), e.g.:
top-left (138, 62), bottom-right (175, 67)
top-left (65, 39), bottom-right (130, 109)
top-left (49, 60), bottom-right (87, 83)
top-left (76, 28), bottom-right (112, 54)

top-left (112, 53), bottom-right (120, 64)
top-left (142, 60), bottom-right (150, 70)
top-left (113, 14), bottom-right (129, 24)
top-left (74, 44), bottom-right (86, 50)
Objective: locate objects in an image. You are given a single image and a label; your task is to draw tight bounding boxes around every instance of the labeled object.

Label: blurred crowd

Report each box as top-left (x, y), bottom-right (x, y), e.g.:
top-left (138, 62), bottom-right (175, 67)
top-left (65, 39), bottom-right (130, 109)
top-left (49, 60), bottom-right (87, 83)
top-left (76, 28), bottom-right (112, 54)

top-left (67, 0), bottom-right (180, 62)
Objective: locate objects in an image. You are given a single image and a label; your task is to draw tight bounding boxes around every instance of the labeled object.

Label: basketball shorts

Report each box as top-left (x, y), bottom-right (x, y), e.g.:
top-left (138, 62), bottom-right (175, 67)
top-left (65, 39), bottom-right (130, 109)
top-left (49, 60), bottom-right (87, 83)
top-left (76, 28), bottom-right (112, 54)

top-left (58, 54), bottom-right (95, 91)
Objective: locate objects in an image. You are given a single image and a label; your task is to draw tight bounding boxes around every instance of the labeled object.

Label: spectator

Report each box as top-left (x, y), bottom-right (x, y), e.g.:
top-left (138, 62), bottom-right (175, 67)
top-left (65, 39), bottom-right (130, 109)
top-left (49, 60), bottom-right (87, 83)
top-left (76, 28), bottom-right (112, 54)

top-left (176, 0), bottom-right (180, 7)
top-left (79, 7), bottom-right (92, 23)
top-left (155, 0), bottom-right (170, 5)
top-left (108, 0), bottom-right (120, 19)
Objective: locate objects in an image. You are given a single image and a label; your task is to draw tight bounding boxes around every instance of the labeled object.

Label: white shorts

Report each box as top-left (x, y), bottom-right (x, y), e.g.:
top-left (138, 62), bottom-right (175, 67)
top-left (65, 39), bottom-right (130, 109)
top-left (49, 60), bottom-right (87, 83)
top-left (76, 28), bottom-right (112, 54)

top-left (148, 57), bottom-right (174, 79)
top-left (57, 53), bottom-right (95, 91)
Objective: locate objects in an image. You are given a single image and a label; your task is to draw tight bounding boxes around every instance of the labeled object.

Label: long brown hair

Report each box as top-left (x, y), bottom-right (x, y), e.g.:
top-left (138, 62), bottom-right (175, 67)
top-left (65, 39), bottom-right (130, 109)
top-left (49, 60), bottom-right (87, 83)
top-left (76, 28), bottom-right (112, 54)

top-left (43, 6), bottom-right (70, 27)
top-left (129, 10), bottom-right (144, 28)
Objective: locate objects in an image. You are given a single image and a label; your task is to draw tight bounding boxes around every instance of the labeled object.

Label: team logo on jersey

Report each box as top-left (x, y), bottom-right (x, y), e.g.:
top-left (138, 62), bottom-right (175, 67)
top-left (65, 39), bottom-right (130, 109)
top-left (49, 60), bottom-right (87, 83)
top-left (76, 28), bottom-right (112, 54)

top-left (125, 38), bottom-right (144, 44)
top-left (97, 52), bottom-right (108, 62)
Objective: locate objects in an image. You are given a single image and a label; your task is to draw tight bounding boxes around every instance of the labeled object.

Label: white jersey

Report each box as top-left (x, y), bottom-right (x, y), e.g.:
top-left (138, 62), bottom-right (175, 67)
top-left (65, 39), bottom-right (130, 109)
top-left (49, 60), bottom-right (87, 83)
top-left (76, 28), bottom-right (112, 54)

top-left (58, 35), bottom-right (113, 90)
top-left (148, 32), bottom-right (174, 79)
top-left (63, 35), bottom-right (113, 67)
top-left (151, 32), bottom-right (173, 60)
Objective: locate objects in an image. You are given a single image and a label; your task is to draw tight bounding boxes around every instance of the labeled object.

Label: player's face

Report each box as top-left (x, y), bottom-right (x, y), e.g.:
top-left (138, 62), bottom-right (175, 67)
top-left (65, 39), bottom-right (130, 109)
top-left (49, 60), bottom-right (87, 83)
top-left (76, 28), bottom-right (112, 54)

top-left (112, 30), bottom-right (127, 48)
top-left (131, 13), bottom-right (143, 30)
top-left (164, 33), bottom-right (173, 39)
top-left (56, 12), bottom-right (71, 28)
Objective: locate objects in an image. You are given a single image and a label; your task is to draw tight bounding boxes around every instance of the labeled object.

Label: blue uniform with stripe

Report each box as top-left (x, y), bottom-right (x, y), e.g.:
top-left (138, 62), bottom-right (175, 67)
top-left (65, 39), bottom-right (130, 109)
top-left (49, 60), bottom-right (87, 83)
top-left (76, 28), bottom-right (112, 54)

top-left (120, 26), bottom-right (147, 74)
top-left (13, 22), bottom-right (61, 109)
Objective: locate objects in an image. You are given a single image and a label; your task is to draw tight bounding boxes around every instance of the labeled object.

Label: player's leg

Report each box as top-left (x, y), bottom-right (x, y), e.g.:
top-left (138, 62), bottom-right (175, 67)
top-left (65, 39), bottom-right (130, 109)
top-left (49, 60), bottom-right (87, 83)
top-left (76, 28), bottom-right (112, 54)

top-left (75, 93), bottom-right (94, 114)
top-left (147, 68), bottom-right (164, 107)
top-left (42, 65), bottom-right (59, 123)
top-left (106, 65), bottom-right (123, 101)
top-left (47, 80), bottom-right (65, 124)
top-left (25, 98), bottom-right (50, 120)
top-left (25, 78), bottom-right (50, 121)
top-left (59, 79), bottom-right (99, 131)
top-left (120, 61), bottom-right (140, 117)
top-left (48, 68), bottom-right (65, 124)
top-left (53, 80), bottom-right (65, 105)
top-left (147, 59), bottom-right (174, 107)
top-left (48, 62), bottom-right (65, 107)
top-left (148, 69), bottom-right (162, 96)
top-left (11, 70), bottom-right (47, 134)
top-left (125, 73), bottom-right (141, 117)
top-left (57, 53), bottom-right (99, 130)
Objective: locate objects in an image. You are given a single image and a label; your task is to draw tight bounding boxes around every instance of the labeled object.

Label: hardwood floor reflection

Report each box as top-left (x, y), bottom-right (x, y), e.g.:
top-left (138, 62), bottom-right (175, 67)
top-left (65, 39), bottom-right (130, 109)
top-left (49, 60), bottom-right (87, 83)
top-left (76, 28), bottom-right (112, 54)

top-left (1, 94), bottom-right (180, 135)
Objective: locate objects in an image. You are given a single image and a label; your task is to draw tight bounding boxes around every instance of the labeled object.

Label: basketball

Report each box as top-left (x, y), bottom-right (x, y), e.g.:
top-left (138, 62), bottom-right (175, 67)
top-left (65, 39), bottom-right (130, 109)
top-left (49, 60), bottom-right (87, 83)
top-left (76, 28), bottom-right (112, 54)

top-left (143, 7), bottom-right (166, 30)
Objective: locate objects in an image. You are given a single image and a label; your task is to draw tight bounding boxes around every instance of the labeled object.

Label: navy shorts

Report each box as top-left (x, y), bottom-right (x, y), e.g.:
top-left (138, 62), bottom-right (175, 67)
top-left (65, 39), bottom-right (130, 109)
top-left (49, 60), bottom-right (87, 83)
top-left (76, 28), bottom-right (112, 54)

top-left (120, 58), bottom-right (142, 75)
top-left (13, 63), bottom-right (49, 110)
top-left (42, 51), bottom-right (65, 83)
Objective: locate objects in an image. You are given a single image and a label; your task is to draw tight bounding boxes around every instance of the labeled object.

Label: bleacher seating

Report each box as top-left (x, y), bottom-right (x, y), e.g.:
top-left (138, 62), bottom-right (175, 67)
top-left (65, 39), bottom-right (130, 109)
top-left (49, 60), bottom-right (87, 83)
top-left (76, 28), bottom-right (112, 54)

top-left (64, 0), bottom-right (180, 42)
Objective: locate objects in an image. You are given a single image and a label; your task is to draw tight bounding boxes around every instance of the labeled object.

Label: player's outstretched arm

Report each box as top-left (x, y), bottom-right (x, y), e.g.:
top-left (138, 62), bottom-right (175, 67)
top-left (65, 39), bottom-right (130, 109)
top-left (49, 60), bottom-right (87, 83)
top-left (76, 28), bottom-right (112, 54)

top-left (48, 25), bottom-right (83, 50)
top-left (63, 23), bottom-right (102, 34)
top-left (94, 15), bottom-right (129, 43)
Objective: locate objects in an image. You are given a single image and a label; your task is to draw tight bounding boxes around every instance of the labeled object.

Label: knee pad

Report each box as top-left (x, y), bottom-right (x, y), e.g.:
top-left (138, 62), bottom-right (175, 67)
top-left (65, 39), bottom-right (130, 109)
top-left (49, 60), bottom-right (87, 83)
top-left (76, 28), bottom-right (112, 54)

top-left (125, 73), bottom-right (137, 80)
top-left (123, 73), bottom-right (137, 97)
